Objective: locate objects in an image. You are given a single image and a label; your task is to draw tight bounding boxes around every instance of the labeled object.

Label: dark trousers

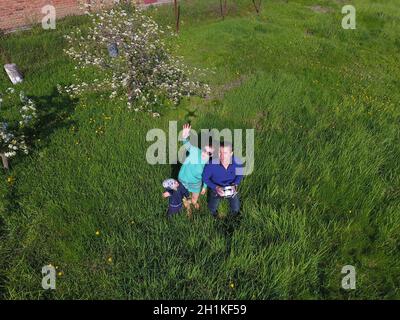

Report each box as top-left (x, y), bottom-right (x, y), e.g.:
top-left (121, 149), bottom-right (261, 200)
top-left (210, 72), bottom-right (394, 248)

top-left (208, 190), bottom-right (240, 216)
top-left (167, 205), bottom-right (182, 218)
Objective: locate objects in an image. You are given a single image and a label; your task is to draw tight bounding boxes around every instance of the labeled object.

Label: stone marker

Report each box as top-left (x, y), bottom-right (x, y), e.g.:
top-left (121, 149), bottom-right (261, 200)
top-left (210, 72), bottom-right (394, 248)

top-left (4, 63), bottom-right (23, 84)
top-left (0, 153), bottom-right (9, 170)
top-left (107, 43), bottom-right (119, 58)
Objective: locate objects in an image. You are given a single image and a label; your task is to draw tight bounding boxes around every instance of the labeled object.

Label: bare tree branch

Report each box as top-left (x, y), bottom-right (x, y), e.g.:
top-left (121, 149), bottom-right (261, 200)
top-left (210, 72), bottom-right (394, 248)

top-left (219, 0), bottom-right (228, 20)
top-left (252, 0), bottom-right (262, 14)
top-left (174, 0), bottom-right (181, 33)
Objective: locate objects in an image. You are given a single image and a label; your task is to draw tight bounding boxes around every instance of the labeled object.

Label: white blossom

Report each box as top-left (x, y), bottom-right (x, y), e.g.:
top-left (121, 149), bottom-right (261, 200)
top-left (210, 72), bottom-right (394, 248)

top-left (60, 2), bottom-right (209, 112)
top-left (0, 90), bottom-right (37, 159)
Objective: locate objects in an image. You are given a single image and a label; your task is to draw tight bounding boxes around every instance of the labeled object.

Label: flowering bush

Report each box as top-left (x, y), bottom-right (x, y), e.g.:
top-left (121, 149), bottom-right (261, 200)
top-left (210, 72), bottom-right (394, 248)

top-left (0, 88), bottom-right (37, 161)
top-left (62, 2), bottom-right (210, 111)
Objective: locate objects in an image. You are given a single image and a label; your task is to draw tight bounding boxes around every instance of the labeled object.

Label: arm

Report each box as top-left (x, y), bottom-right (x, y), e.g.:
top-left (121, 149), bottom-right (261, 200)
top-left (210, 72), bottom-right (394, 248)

top-left (182, 138), bottom-right (193, 152)
top-left (163, 190), bottom-right (171, 198)
top-left (183, 187), bottom-right (190, 199)
top-left (233, 175), bottom-right (243, 187)
top-left (202, 165), bottom-right (218, 191)
top-left (201, 183), bottom-right (207, 195)
top-left (233, 158), bottom-right (244, 186)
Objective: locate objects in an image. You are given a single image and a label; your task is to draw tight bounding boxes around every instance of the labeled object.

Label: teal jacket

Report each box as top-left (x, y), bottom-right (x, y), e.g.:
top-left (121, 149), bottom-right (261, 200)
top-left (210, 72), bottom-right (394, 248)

top-left (178, 139), bottom-right (208, 193)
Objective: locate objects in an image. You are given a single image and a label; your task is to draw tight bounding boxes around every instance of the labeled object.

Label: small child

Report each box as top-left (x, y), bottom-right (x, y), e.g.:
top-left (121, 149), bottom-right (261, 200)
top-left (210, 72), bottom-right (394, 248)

top-left (162, 178), bottom-right (190, 218)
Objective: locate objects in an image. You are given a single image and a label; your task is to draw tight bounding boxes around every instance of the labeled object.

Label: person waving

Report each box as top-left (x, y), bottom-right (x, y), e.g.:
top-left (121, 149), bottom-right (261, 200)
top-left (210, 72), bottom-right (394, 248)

top-left (178, 124), bottom-right (214, 214)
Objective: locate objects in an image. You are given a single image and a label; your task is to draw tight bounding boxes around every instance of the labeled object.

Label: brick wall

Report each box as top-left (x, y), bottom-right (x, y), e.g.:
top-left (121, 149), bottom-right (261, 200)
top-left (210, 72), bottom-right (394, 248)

top-left (0, 0), bottom-right (159, 31)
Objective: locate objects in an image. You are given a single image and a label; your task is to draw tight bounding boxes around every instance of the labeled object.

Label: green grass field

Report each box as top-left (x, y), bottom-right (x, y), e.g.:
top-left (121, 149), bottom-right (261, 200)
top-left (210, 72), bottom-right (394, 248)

top-left (0, 0), bottom-right (399, 299)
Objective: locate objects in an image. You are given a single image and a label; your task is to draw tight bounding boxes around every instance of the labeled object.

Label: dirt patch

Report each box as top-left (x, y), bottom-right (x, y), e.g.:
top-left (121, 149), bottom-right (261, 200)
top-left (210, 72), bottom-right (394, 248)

top-left (207, 1), bottom-right (239, 18)
top-left (206, 75), bottom-right (247, 101)
top-left (309, 5), bottom-right (333, 14)
top-left (304, 29), bottom-right (315, 37)
top-left (250, 110), bottom-right (269, 131)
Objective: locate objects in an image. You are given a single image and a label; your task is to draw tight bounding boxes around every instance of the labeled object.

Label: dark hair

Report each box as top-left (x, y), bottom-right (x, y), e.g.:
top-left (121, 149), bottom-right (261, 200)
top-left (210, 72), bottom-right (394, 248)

top-left (200, 135), bottom-right (233, 151)
top-left (201, 136), bottom-right (216, 150)
top-left (220, 141), bottom-right (233, 150)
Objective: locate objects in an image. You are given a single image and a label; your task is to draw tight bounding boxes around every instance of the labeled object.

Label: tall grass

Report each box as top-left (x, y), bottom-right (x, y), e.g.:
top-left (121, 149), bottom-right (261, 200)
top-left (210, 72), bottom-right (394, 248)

top-left (0, 0), bottom-right (399, 299)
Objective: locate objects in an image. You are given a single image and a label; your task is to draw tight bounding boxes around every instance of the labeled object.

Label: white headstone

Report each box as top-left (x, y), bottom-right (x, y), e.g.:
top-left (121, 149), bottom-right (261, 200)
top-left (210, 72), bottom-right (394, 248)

top-left (4, 63), bottom-right (23, 84)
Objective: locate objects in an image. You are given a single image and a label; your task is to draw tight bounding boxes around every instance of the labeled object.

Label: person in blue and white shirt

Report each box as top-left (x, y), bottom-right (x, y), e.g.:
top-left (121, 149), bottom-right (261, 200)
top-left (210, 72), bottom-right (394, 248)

top-left (202, 141), bottom-right (244, 218)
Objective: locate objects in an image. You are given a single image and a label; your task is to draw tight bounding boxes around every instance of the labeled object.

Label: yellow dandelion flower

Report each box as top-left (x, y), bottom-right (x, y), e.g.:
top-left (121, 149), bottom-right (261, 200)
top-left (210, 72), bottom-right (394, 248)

top-left (230, 282), bottom-right (235, 289)
top-left (107, 257), bottom-right (112, 263)
top-left (58, 271), bottom-right (63, 277)
top-left (95, 230), bottom-right (100, 236)
top-left (7, 176), bottom-right (15, 185)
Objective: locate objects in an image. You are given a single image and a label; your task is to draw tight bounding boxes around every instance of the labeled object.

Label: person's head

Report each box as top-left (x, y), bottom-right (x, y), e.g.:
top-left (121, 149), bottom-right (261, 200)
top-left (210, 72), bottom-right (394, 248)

top-left (219, 141), bottom-right (233, 164)
top-left (200, 136), bottom-right (216, 160)
top-left (201, 144), bottom-right (215, 160)
top-left (162, 178), bottom-right (179, 191)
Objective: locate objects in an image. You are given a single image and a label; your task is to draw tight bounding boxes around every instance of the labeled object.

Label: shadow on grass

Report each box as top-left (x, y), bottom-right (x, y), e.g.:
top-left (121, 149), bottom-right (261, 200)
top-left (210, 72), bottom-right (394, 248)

top-left (171, 162), bottom-right (182, 180)
top-left (26, 86), bottom-right (78, 149)
top-left (183, 107), bottom-right (198, 123)
top-left (216, 213), bottom-right (243, 259)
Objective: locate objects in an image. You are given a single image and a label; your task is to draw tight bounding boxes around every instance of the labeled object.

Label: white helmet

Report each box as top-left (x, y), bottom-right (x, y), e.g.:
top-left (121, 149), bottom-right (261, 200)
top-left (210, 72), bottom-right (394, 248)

top-left (162, 178), bottom-right (178, 190)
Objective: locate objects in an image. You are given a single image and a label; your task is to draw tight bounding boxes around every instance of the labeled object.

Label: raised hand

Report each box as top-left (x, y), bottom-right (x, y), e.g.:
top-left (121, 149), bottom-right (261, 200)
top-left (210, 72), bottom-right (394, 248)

top-left (182, 123), bottom-right (191, 140)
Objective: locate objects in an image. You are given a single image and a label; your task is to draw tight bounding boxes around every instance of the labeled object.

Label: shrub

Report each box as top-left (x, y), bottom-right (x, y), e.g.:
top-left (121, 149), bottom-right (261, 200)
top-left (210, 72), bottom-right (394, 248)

top-left (0, 88), bottom-right (37, 167)
top-left (62, 2), bottom-right (210, 111)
